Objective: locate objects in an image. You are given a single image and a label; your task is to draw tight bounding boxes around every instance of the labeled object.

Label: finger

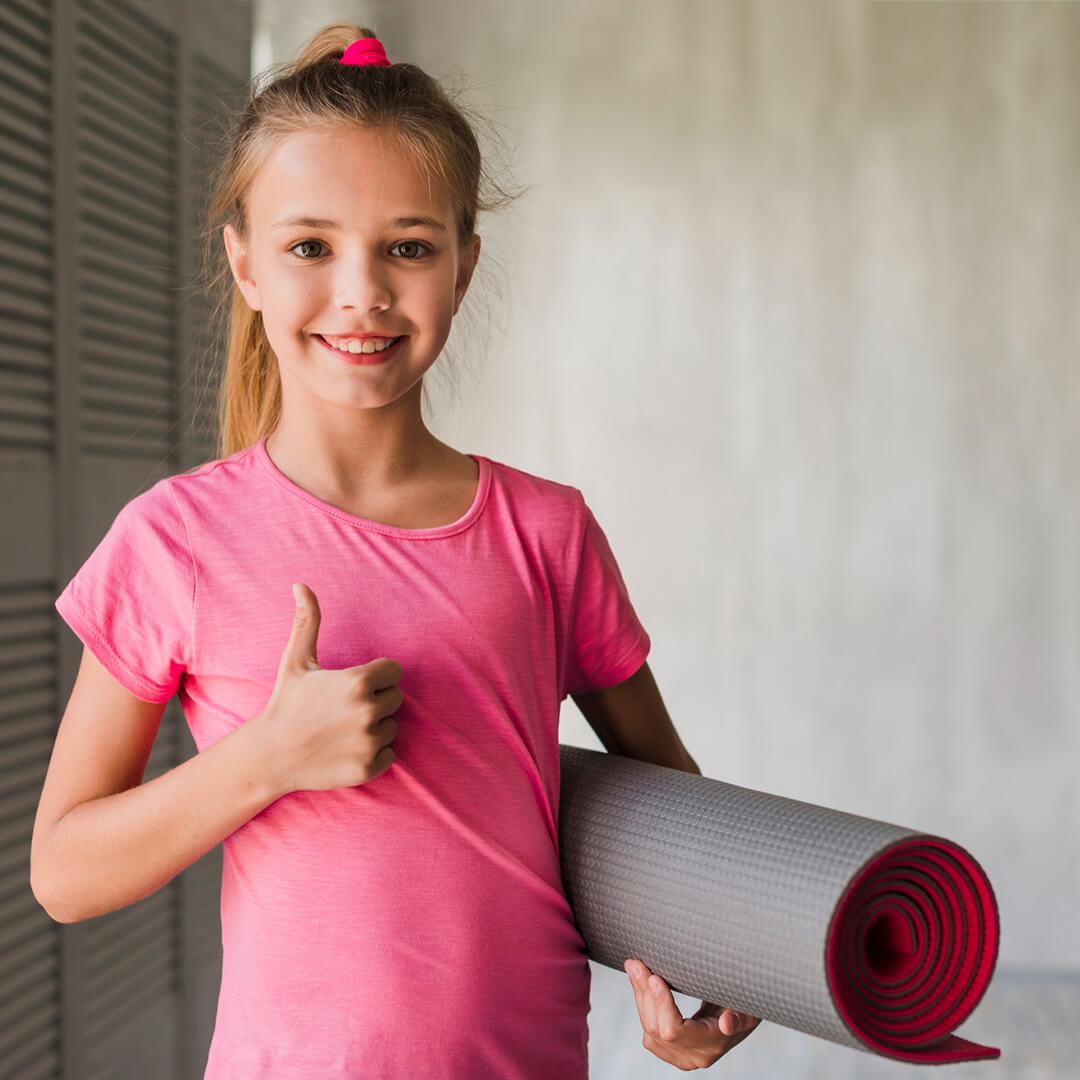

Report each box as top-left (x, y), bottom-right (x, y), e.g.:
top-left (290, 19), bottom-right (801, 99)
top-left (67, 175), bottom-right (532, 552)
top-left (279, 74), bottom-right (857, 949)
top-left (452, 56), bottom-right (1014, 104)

top-left (641, 972), bottom-right (662, 1035)
top-left (368, 656), bottom-right (405, 689)
top-left (721, 1010), bottom-right (742, 1036)
top-left (623, 960), bottom-right (646, 1024)
top-left (719, 1014), bottom-right (762, 1054)
top-left (647, 974), bottom-right (685, 1043)
top-left (729, 1012), bottom-right (761, 1035)
top-left (625, 960), bottom-right (659, 1036)
top-left (284, 583), bottom-right (321, 672)
top-left (634, 965), bottom-right (660, 1036)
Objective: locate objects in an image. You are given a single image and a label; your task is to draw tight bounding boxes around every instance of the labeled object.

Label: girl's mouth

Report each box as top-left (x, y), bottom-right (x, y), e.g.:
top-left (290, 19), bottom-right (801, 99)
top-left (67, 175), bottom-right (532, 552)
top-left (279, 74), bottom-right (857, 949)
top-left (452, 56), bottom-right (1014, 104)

top-left (314, 334), bottom-right (405, 365)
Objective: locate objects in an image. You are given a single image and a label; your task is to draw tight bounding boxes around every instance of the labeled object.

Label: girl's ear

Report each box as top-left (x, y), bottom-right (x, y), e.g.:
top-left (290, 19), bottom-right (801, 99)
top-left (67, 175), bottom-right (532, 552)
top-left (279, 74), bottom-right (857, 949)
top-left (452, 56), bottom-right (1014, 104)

top-left (223, 224), bottom-right (262, 312)
top-left (453, 234), bottom-right (482, 315)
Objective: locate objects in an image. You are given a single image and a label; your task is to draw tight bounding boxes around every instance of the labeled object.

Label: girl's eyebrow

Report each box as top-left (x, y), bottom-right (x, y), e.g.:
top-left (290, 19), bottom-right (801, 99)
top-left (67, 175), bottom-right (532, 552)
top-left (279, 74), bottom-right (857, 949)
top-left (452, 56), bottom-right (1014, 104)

top-left (271, 215), bottom-right (448, 232)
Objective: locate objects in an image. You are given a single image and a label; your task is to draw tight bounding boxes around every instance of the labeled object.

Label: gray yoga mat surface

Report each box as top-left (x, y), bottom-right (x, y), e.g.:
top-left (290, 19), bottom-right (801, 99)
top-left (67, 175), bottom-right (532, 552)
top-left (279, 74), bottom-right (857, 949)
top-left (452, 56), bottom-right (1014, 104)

top-left (557, 745), bottom-right (1000, 1065)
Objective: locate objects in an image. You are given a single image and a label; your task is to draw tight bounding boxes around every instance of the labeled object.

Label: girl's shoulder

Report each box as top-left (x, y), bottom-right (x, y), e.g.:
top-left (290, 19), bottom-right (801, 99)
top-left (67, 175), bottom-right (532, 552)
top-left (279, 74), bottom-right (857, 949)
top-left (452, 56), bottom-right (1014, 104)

top-left (480, 453), bottom-right (582, 501)
top-left (164, 440), bottom-right (266, 506)
top-left (172, 440), bottom-right (261, 483)
top-left (479, 453), bottom-right (591, 521)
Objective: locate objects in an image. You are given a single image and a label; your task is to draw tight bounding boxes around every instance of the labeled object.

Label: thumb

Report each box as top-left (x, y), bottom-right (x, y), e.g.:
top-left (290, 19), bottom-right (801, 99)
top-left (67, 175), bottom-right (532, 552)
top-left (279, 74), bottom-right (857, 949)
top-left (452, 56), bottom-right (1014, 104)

top-left (284, 582), bottom-right (321, 671)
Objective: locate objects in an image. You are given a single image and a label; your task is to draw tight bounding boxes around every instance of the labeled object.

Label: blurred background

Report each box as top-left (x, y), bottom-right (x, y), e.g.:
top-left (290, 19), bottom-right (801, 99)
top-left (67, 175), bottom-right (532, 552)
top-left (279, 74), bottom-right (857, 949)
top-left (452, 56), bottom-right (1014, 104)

top-left (4, 0), bottom-right (1076, 1076)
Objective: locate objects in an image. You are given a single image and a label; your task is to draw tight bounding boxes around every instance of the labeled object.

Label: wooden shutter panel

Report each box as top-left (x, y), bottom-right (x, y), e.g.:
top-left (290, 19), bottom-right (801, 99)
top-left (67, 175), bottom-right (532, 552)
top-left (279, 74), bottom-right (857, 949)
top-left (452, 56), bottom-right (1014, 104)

top-left (0, 0), bottom-right (250, 1076)
top-left (76, 0), bottom-right (180, 465)
top-left (176, 27), bottom-right (251, 1077)
top-left (2, 5), bottom-right (67, 1078)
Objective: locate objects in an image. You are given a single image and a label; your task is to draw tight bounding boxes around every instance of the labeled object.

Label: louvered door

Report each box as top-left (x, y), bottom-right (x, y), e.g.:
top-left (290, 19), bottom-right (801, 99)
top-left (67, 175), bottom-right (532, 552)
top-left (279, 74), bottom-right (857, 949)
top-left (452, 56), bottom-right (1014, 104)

top-left (1, 0), bottom-right (250, 1077)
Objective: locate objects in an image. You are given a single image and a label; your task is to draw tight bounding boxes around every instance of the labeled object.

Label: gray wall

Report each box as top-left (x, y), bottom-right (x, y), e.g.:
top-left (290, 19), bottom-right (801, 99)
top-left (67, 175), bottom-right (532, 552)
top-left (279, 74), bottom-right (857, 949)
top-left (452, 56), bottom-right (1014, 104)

top-left (256, 1), bottom-right (1077, 1075)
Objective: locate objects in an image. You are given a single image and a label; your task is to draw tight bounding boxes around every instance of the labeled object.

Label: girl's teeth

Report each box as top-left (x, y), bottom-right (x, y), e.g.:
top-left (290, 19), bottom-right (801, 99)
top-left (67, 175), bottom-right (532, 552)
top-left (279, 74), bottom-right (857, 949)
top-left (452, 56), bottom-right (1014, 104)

top-left (323, 336), bottom-right (396, 354)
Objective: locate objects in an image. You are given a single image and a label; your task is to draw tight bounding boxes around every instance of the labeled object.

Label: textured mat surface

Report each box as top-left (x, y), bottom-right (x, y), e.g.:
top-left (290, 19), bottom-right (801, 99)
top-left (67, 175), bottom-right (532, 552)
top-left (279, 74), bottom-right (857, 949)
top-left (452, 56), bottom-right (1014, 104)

top-left (557, 745), bottom-right (1000, 1065)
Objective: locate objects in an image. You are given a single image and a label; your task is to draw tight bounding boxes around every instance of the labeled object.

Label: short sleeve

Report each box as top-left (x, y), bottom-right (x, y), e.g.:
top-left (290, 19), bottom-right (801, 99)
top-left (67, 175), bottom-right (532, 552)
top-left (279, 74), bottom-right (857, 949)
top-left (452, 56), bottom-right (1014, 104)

top-left (55, 480), bottom-right (194, 703)
top-left (561, 491), bottom-right (651, 699)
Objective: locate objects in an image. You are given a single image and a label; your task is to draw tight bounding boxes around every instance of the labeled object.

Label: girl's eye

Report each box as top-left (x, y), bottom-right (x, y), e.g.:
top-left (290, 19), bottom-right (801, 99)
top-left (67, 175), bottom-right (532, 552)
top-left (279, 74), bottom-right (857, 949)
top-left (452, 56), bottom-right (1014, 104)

top-left (287, 239), bottom-right (433, 260)
top-left (288, 239), bottom-right (326, 259)
top-left (390, 240), bottom-right (432, 259)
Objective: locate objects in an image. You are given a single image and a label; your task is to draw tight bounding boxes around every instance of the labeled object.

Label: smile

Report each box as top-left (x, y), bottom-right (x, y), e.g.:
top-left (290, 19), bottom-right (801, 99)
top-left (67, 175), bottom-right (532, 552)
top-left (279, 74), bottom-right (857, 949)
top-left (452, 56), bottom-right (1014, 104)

top-left (314, 334), bottom-right (405, 365)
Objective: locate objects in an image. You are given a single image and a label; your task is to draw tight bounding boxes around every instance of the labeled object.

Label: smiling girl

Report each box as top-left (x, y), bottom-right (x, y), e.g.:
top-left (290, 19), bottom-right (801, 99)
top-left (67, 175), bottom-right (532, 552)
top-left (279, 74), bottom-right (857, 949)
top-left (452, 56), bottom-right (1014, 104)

top-left (223, 121), bottom-right (483, 516)
top-left (33, 24), bottom-right (758, 1077)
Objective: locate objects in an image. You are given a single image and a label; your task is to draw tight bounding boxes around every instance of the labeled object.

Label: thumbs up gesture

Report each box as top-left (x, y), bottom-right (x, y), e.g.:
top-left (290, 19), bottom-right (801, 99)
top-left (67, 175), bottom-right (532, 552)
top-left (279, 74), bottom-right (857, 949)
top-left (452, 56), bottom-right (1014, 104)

top-left (251, 583), bottom-right (405, 797)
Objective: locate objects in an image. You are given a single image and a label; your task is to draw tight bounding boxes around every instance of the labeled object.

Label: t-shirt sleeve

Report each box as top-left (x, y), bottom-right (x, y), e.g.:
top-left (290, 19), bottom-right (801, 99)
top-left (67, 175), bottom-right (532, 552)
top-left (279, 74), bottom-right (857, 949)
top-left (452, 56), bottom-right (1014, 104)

top-left (54, 480), bottom-right (194, 703)
top-left (561, 490), bottom-right (651, 699)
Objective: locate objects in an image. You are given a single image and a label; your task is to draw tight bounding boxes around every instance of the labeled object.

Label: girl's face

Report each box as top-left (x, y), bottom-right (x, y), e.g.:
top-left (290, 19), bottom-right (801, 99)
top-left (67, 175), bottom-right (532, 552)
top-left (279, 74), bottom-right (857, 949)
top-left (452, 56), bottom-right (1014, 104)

top-left (223, 126), bottom-right (480, 414)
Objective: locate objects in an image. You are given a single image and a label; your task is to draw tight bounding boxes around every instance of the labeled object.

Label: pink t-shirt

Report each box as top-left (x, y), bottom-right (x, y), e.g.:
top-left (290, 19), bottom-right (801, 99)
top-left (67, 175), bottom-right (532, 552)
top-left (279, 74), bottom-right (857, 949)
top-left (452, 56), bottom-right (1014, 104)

top-left (54, 435), bottom-right (651, 1079)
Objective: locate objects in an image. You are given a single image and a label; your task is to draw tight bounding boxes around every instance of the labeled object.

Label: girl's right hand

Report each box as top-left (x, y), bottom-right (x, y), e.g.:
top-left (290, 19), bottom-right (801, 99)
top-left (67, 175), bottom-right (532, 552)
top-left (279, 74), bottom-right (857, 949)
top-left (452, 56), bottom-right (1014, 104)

top-left (252, 583), bottom-right (404, 796)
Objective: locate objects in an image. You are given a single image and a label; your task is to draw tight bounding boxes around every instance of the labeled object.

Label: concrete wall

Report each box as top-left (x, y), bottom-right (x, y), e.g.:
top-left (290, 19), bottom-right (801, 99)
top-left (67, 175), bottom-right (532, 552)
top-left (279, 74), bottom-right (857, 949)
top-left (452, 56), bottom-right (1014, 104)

top-left (252, 1), bottom-right (1079, 1073)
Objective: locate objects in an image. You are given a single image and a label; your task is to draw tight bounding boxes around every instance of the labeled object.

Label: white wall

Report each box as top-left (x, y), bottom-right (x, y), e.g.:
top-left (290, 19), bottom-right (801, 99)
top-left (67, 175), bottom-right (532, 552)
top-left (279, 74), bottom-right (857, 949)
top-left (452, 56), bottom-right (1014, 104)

top-left (252, 0), bottom-right (1079, 1071)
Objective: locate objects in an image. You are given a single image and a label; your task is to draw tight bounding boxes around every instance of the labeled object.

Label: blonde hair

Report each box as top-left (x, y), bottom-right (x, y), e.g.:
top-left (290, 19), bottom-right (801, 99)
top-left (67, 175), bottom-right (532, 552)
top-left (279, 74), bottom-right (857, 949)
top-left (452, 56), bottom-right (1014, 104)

top-left (192, 23), bottom-right (523, 461)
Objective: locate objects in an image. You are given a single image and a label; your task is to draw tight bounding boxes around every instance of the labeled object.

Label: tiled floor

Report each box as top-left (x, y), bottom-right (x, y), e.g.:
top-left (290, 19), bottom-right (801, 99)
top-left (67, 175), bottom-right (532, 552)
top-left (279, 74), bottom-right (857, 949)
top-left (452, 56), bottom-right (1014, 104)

top-left (587, 965), bottom-right (1078, 1079)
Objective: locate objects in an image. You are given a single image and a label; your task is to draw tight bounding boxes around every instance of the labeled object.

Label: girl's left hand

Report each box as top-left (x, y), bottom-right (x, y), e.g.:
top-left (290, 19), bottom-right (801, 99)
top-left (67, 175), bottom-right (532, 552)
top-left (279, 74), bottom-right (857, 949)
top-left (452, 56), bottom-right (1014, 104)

top-left (624, 958), bottom-right (762, 1070)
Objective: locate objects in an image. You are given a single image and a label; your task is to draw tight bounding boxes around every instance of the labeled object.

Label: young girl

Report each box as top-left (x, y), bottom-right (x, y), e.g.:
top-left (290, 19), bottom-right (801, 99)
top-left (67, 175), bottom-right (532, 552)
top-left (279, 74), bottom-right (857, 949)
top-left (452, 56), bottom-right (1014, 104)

top-left (33, 23), bottom-right (758, 1077)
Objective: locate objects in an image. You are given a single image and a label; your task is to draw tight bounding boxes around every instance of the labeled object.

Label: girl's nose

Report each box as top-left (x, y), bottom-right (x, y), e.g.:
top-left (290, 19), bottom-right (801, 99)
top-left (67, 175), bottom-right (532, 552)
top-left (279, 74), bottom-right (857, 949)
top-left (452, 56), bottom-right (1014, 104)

top-left (333, 252), bottom-right (392, 310)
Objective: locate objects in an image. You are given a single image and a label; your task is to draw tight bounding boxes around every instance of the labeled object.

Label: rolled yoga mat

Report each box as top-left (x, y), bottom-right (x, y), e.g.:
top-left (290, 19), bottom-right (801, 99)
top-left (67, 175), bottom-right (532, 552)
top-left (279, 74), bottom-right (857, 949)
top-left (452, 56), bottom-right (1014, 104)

top-left (557, 745), bottom-right (1001, 1065)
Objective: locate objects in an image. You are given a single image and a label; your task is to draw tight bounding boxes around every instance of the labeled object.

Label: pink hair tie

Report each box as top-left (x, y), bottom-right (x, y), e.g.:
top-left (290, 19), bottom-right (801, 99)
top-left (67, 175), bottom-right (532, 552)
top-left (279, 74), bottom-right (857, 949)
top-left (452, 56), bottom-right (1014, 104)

top-left (340, 37), bottom-right (391, 67)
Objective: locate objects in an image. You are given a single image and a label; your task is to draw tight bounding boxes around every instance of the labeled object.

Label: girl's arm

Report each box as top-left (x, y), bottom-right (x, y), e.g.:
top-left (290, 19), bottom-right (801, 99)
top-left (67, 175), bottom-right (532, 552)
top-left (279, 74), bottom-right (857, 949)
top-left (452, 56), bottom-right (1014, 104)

top-left (31, 645), bottom-right (280, 923)
top-left (571, 661), bottom-right (699, 775)
top-left (572, 660), bottom-right (762, 1070)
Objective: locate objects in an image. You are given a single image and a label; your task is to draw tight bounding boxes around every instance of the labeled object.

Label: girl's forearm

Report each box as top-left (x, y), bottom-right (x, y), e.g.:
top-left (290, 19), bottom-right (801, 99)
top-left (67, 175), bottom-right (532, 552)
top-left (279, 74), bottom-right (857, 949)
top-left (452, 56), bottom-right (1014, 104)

top-left (32, 718), bottom-right (279, 923)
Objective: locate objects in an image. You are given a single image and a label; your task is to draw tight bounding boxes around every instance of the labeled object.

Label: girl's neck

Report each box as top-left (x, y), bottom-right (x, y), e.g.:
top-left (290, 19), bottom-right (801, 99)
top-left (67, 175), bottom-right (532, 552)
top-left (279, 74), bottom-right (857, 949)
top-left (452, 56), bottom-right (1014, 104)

top-left (265, 426), bottom-right (454, 496)
top-left (263, 427), bottom-right (477, 530)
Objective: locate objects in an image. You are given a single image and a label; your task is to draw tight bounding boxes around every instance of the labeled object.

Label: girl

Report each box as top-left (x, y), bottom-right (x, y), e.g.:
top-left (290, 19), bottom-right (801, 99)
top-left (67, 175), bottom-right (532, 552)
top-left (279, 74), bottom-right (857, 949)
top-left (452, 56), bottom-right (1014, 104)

top-left (32, 23), bottom-right (759, 1077)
